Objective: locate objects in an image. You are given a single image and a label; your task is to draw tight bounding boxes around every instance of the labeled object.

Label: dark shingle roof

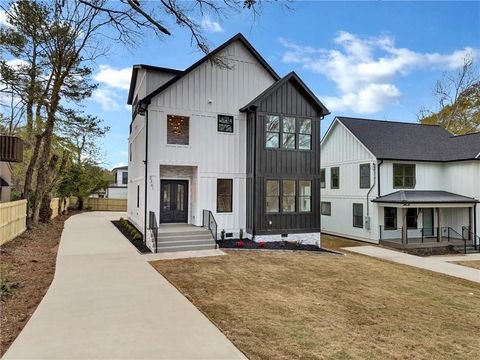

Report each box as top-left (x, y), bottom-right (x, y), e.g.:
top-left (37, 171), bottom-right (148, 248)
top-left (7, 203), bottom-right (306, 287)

top-left (372, 190), bottom-right (479, 204)
top-left (336, 117), bottom-right (480, 162)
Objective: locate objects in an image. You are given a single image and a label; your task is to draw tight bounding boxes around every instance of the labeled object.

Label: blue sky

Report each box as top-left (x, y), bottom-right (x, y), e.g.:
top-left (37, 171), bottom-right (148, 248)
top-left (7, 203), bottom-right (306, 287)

top-left (70, 1), bottom-right (480, 168)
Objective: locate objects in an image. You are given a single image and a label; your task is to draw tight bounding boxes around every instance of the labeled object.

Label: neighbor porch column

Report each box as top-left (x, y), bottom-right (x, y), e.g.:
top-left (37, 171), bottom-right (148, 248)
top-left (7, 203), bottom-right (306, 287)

top-left (402, 208), bottom-right (408, 244)
top-left (469, 206), bottom-right (474, 240)
top-left (437, 207), bottom-right (442, 242)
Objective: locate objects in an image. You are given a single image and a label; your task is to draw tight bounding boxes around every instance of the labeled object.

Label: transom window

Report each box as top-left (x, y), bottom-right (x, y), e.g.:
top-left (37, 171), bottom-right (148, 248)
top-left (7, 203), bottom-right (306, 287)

top-left (393, 164), bottom-right (415, 188)
top-left (331, 167), bottom-right (340, 189)
top-left (321, 202), bottom-right (331, 216)
top-left (218, 115), bottom-right (234, 133)
top-left (353, 203), bottom-right (363, 228)
top-left (217, 179), bottom-right (233, 213)
top-left (359, 164), bottom-right (370, 189)
top-left (167, 115), bottom-right (189, 145)
top-left (384, 207), bottom-right (397, 230)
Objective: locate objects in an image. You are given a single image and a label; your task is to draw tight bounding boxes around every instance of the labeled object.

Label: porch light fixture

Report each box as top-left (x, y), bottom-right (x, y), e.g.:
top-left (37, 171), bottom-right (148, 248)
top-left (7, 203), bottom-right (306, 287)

top-left (137, 101), bottom-right (148, 116)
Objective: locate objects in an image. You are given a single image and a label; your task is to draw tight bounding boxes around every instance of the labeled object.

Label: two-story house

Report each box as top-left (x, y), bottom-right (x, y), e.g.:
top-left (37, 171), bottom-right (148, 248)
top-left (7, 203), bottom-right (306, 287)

top-left (127, 33), bottom-right (329, 252)
top-left (321, 117), bottom-right (480, 251)
top-left (107, 166), bottom-right (128, 199)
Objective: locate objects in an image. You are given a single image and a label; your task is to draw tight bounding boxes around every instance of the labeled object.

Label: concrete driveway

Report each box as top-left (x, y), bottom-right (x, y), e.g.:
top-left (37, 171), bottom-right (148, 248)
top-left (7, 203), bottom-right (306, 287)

top-left (3, 212), bottom-right (246, 360)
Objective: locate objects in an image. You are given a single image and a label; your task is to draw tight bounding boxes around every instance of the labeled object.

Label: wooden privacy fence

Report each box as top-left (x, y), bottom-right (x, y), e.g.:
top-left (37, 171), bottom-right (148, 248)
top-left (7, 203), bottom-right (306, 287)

top-left (0, 199), bottom-right (27, 245)
top-left (68, 197), bottom-right (127, 212)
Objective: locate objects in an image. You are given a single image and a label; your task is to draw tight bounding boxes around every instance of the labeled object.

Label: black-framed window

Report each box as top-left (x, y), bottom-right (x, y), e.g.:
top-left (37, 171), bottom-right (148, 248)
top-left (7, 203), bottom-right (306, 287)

top-left (384, 207), bottom-right (397, 230)
top-left (353, 203), bottom-right (363, 228)
top-left (406, 208), bottom-right (418, 229)
top-left (359, 164), bottom-right (370, 189)
top-left (393, 164), bottom-right (415, 188)
top-left (331, 167), bottom-right (340, 189)
top-left (282, 117), bottom-right (296, 149)
top-left (218, 115), bottom-right (234, 133)
top-left (167, 115), bottom-right (189, 145)
top-left (321, 202), bottom-right (331, 216)
top-left (265, 115), bottom-right (280, 148)
top-left (298, 118), bottom-right (312, 150)
top-left (122, 172), bottom-right (128, 185)
top-left (217, 179), bottom-right (233, 213)
top-left (299, 180), bottom-right (312, 212)
top-left (282, 180), bottom-right (296, 212)
top-left (266, 180), bottom-right (280, 213)
top-left (320, 168), bottom-right (326, 188)
top-left (136, 185), bottom-right (140, 208)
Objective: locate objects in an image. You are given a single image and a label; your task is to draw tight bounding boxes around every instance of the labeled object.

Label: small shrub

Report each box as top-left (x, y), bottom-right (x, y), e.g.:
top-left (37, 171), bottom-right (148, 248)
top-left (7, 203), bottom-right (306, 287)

top-left (236, 241), bottom-right (245, 248)
top-left (258, 242), bottom-right (267, 248)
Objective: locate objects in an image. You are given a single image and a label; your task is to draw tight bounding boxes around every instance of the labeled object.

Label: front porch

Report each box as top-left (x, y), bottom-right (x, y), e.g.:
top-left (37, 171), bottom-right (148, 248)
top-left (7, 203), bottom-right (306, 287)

top-left (374, 190), bottom-right (479, 253)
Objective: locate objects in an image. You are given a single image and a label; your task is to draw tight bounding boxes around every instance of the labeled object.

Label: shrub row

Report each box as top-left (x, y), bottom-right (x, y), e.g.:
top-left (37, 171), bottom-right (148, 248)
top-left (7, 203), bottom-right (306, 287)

top-left (119, 217), bottom-right (143, 241)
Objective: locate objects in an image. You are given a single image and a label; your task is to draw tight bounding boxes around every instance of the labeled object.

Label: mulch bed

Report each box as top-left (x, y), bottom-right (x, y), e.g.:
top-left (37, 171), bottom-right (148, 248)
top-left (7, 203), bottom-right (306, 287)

top-left (0, 211), bottom-right (76, 356)
top-left (111, 220), bottom-right (151, 254)
top-left (218, 238), bottom-right (331, 253)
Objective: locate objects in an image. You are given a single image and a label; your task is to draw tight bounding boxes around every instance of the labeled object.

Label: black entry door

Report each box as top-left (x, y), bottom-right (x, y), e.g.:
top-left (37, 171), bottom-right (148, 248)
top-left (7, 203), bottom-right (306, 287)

top-left (160, 180), bottom-right (188, 223)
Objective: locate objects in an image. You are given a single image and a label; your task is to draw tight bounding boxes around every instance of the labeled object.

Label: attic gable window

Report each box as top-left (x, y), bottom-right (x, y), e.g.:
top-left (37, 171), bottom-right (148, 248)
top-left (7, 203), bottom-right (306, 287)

top-left (265, 115), bottom-right (280, 148)
top-left (298, 118), bottom-right (312, 150)
top-left (218, 115), bottom-right (234, 133)
top-left (282, 117), bottom-right (296, 149)
top-left (167, 115), bottom-right (189, 145)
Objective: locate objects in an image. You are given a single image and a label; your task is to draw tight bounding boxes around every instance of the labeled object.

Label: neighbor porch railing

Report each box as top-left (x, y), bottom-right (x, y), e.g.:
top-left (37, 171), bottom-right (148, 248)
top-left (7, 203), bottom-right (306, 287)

top-left (462, 226), bottom-right (480, 253)
top-left (202, 209), bottom-right (218, 248)
top-left (148, 211), bottom-right (158, 253)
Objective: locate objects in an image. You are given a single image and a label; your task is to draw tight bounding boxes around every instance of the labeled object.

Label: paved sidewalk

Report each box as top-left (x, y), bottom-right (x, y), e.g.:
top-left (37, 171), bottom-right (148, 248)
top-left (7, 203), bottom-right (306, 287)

top-left (3, 212), bottom-right (245, 360)
top-left (344, 246), bottom-right (480, 284)
top-left (429, 253), bottom-right (480, 262)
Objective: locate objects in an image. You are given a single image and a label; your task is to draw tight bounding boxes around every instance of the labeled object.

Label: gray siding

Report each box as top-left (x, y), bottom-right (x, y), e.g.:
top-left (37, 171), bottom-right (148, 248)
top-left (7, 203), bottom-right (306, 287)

top-left (246, 78), bottom-right (323, 235)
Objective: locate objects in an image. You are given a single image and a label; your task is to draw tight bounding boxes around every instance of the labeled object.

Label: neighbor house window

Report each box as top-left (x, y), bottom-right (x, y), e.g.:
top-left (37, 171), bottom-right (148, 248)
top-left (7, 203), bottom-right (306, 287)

top-left (266, 180), bottom-right (280, 213)
top-left (321, 202), bottom-right (331, 216)
top-left (353, 203), bottom-right (363, 228)
top-left (265, 115), bottom-right (280, 148)
top-left (393, 164), bottom-right (415, 188)
top-left (299, 180), bottom-right (312, 212)
top-left (167, 115), bottom-right (189, 145)
top-left (384, 207), bottom-right (397, 230)
top-left (136, 185), bottom-right (140, 208)
top-left (218, 115), bottom-right (234, 133)
top-left (282, 117), bottom-right (296, 149)
top-left (282, 180), bottom-right (296, 212)
top-left (359, 164), bottom-right (370, 189)
top-left (298, 118), bottom-right (312, 150)
top-left (217, 179), bottom-right (233, 213)
top-left (320, 168), bottom-right (326, 188)
top-left (331, 167), bottom-right (339, 189)
top-left (406, 208), bottom-right (418, 229)
top-left (122, 172), bottom-right (128, 185)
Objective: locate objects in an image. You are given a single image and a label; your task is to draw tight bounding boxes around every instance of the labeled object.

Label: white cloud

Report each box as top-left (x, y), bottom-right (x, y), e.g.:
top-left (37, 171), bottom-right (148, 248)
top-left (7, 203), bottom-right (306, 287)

top-left (0, 10), bottom-right (10, 27)
top-left (94, 65), bottom-right (131, 90)
top-left (201, 15), bottom-right (223, 33)
top-left (92, 88), bottom-right (122, 111)
top-left (280, 32), bottom-right (478, 114)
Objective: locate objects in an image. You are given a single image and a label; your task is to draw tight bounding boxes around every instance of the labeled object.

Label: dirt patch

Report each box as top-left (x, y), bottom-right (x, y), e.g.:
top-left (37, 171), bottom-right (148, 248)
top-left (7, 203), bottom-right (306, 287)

top-left (0, 212), bottom-right (75, 356)
top-left (218, 238), bottom-right (330, 252)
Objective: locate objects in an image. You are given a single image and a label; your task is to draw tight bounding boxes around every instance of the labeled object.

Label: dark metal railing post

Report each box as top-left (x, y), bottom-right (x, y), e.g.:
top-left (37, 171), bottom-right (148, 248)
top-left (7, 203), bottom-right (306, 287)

top-left (437, 227), bottom-right (440, 242)
top-left (421, 228), bottom-right (424, 243)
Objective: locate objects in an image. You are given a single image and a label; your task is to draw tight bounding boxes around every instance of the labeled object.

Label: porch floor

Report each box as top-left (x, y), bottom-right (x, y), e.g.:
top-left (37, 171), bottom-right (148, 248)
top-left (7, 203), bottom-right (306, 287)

top-left (158, 223), bottom-right (205, 233)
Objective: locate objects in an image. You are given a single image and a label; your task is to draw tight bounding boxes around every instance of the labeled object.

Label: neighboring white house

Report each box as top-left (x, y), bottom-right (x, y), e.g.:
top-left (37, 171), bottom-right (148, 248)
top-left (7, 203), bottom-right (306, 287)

top-left (89, 166), bottom-right (128, 199)
top-left (127, 33), bottom-right (329, 252)
top-left (321, 117), bottom-right (480, 250)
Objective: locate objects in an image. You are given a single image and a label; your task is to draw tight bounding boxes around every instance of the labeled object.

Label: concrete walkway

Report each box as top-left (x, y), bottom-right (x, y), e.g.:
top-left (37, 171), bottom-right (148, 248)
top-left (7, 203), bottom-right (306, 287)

top-left (3, 212), bottom-right (246, 360)
top-left (344, 246), bottom-right (480, 284)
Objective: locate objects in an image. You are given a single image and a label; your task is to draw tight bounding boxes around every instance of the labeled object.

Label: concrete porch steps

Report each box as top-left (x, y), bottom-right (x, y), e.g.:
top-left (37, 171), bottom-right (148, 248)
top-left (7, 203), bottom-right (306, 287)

top-left (155, 224), bottom-right (216, 253)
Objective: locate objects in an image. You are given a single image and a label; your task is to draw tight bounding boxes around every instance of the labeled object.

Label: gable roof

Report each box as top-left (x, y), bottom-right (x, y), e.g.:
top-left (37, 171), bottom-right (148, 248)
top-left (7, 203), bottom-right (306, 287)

top-left (112, 165), bottom-right (128, 172)
top-left (137, 33), bottom-right (280, 106)
top-left (336, 117), bottom-right (480, 162)
top-left (239, 71), bottom-right (330, 116)
top-left (127, 65), bottom-right (182, 105)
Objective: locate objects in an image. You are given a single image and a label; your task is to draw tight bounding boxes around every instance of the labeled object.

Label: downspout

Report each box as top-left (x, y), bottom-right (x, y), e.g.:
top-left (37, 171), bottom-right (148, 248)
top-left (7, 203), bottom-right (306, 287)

top-left (377, 160), bottom-right (383, 197)
top-left (366, 163), bottom-right (376, 216)
top-left (251, 108), bottom-right (257, 240)
top-left (141, 102), bottom-right (149, 245)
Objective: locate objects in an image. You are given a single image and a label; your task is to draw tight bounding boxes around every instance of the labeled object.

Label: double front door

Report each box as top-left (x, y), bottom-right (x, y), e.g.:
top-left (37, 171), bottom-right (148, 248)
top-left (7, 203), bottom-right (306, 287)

top-left (160, 180), bottom-right (188, 223)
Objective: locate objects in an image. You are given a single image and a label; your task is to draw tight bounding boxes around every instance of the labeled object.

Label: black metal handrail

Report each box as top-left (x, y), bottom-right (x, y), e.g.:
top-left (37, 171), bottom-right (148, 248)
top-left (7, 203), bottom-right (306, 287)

top-left (202, 209), bottom-right (218, 248)
top-left (462, 226), bottom-right (480, 252)
top-left (440, 226), bottom-right (467, 253)
top-left (148, 211), bottom-right (158, 253)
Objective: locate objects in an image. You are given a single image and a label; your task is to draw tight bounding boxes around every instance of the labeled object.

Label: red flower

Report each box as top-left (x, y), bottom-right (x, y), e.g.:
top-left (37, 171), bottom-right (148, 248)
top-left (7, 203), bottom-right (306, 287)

top-left (259, 242), bottom-right (267, 248)
top-left (236, 241), bottom-right (245, 247)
